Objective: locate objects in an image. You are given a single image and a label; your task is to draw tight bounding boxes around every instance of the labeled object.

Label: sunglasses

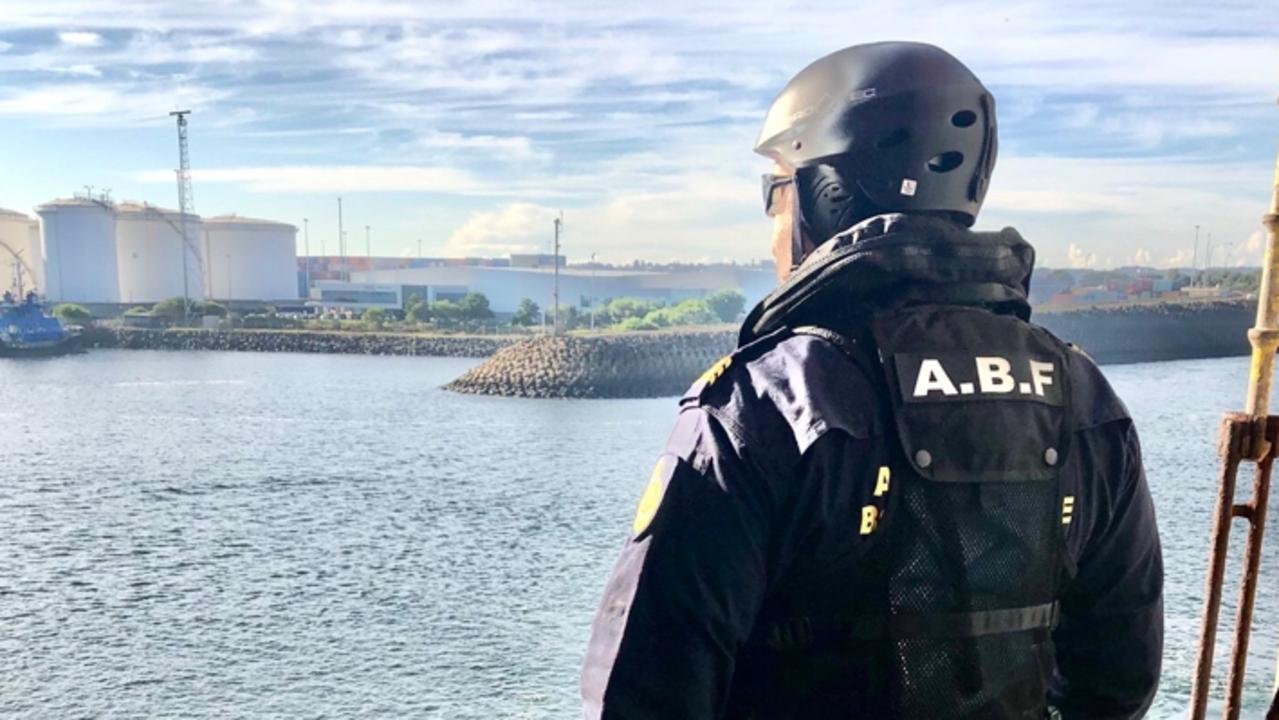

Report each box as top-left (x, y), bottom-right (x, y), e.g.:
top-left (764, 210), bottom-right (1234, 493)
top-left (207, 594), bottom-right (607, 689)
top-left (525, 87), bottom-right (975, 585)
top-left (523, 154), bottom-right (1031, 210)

top-left (761, 173), bottom-right (794, 217)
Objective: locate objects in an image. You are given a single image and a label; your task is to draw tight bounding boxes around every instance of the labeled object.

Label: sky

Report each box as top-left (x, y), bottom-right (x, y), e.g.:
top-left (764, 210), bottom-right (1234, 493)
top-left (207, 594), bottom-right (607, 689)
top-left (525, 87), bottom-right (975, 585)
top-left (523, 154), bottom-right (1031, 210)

top-left (0, 0), bottom-right (1276, 268)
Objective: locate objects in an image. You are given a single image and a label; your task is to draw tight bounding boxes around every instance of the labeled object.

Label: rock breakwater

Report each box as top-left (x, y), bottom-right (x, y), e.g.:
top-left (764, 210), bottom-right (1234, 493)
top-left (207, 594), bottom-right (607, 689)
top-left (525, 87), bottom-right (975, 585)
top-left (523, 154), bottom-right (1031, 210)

top-left (82, 327), bottom-right (514, 358)
top-left (445, 330), bottom-right (737, 399)
top-left (448, 300), bottom-right (1257, 398)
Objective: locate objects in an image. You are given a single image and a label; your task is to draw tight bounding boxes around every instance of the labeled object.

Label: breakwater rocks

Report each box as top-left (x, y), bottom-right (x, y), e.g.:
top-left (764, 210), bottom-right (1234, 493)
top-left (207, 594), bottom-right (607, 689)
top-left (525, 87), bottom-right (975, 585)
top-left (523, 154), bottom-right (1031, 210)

top-left (1036, 299), bottom-right (1253, 365)
top-left (445, 330), bottom-right (737, 399)
top-left (82, 327), bottom-right (515, 358)
top-left (448, 300), bottom-right (1257, 398)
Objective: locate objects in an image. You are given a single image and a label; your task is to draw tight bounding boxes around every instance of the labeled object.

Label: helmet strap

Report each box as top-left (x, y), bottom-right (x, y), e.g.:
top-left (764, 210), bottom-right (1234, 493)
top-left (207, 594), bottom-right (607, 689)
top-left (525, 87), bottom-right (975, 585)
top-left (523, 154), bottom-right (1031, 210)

top-left (790, 187), bottom-right (810, 272)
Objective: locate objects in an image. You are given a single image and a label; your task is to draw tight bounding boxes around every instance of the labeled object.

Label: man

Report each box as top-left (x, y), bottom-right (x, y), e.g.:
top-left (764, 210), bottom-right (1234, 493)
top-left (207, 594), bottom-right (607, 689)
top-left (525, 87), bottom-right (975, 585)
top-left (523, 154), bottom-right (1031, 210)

top-left (582, 42), bottom-right (1163, 719)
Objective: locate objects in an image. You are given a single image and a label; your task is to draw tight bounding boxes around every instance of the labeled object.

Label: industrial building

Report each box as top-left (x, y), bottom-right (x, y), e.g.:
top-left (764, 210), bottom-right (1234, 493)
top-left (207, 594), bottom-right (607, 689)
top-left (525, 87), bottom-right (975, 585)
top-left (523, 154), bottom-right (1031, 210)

top-left (2, 196), bottom-right (300, 307)
top-left (203, 214), bottom-right (299, 302)
top-left (115, 202), bottom-right (205, 304)
top-left (299, 261), bottom-right (777, 316)
top-left (0, 207), bottom-right (42, 296)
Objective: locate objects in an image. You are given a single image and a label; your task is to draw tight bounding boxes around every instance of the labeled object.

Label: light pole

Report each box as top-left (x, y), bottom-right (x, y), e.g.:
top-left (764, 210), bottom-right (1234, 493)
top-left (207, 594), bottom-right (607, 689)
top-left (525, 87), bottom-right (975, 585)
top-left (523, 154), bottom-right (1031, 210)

top-left (303, 218), bottom-right (311, 297)
top-left (552, 213), bottom-right (562, 335)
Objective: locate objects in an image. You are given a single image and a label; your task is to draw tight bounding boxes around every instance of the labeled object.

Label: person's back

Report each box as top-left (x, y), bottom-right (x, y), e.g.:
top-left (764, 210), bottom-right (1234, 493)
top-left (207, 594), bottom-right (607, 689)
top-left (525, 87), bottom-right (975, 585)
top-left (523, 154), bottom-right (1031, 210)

top-left (581, 42), bottom-right (1162, 720)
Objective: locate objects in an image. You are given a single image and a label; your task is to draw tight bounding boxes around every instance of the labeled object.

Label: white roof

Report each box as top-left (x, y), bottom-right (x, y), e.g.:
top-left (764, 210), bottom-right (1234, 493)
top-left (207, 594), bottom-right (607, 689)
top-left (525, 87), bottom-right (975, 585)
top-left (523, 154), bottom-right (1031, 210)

top-left (204, 213), bottom-right (295, 230)
top-left (115, 202), bottom-right (200, 220)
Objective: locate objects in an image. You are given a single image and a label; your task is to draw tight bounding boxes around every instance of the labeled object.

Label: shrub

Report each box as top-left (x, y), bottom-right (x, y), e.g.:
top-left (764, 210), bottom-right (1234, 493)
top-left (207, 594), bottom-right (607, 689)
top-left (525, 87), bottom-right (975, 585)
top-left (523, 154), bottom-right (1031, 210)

top-left (361, 307), bottom-right (387, 328)
top-left (642, 299), bottom-right (717, 328)
top-left (703, 288), bottom-right (746, 323)
top-left (617, 317), bottom-right (659, 332)
top-left (53, 303), bottom-right (94, 324)
top-left (196, 300), bottom-right (228, 318)
top-left (458, 292), bottom-right (494, 321)
top-left (151, 297), bottom-right (196, 320)
top-left (606, 297), bottom-right (654, 322)
top-left (512, 298), bottom-right (540, 326)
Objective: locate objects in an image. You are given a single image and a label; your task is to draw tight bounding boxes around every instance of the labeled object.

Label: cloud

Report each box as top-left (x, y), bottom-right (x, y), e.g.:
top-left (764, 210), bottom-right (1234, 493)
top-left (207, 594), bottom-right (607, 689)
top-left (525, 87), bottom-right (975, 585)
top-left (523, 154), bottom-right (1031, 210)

top-left (2, 1), bottom-right (1277, 266)
top-left (0, 83), bottom-right (229, 125)
top-left (1067, 243), bottom-right (1097, 269)
top-left (446, 203), bottom-right (560, 255)
top-left (58, 32), bottom-right (102, 47)
top-left (135, 165), bottom-right (486, 193)
top-left (416, 130), bottom-right (548, 161)
top-left (1166, 249), bottom-right (1193, 267)
top-left (1132, 248), bottom-right (1152, 266)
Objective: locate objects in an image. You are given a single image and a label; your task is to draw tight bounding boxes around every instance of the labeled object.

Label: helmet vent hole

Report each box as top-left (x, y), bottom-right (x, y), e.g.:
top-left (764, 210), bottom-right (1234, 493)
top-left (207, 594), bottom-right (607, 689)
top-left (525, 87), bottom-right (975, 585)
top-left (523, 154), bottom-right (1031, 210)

top-left (927, 151), bottom-right (964, 173)
top-left (951, 110), bottom-right (977, 128)
top-left (875, 128), bottom-right (909, 149)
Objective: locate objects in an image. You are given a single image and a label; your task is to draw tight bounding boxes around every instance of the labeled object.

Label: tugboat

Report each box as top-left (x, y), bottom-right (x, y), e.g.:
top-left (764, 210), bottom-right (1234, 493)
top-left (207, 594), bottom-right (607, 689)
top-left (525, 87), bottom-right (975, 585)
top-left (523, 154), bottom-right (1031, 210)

top-left (0, 290), bottom-right (81, 358)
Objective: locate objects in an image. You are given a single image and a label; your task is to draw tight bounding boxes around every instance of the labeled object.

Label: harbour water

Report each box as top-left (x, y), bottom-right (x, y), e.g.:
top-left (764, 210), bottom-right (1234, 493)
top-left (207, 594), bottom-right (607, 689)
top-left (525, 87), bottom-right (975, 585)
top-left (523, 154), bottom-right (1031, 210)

top-left (0, 350), bottom-right (1275, 718)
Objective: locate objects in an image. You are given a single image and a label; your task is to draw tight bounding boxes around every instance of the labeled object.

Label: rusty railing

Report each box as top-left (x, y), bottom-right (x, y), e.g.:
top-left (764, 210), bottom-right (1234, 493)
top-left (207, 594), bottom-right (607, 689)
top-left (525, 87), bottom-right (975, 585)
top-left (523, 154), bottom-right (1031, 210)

top-left (1190, 130), bottom-right (1279, 720)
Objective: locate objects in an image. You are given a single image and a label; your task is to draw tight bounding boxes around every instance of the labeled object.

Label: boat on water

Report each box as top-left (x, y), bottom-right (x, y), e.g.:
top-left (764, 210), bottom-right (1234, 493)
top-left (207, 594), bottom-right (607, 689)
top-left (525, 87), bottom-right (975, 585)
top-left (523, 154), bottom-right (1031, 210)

top-left (0, 292), bottom-right (81, 358)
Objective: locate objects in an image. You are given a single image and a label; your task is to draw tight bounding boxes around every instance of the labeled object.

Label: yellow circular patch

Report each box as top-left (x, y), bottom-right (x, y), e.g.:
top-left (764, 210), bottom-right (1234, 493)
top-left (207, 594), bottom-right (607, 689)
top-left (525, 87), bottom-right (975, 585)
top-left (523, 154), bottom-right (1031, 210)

top-left (632, 456), bottom-right (671, 536)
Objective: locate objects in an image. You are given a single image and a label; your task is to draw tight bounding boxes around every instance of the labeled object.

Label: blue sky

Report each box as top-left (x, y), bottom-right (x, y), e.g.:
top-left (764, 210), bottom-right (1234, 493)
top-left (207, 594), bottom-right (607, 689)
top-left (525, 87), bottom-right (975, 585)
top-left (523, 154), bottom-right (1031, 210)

top-left (0, 0), bottom-right (1275, 267)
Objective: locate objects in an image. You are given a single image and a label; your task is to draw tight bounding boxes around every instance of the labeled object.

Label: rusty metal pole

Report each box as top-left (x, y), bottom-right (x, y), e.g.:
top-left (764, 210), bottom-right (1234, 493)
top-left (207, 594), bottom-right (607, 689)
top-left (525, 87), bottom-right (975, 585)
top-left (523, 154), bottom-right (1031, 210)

top-left (1190, 122), bottom-right (1279, 720)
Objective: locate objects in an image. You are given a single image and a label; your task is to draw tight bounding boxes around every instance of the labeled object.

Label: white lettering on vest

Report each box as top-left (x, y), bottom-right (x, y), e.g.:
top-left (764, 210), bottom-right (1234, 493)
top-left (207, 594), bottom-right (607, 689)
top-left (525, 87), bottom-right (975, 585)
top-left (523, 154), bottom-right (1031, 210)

top-left (913, 359), bottom-right (959, 397)
top-left (1030, 360), bottom-right (1055, 397)
top-left (975, 356), bottom-right (1015, 393)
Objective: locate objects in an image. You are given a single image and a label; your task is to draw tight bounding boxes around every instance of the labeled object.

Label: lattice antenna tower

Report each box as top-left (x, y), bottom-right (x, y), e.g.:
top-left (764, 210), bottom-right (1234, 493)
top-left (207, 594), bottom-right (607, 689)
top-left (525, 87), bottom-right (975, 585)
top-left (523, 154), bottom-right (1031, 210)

top-left (170, 110), bottom-right (195, 319)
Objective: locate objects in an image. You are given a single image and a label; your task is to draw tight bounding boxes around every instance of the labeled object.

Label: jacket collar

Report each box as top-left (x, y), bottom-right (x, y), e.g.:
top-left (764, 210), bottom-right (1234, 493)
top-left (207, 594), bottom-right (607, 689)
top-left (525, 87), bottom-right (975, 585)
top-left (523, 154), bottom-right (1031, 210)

top-left (740, 213), bottom-right (1037, 345)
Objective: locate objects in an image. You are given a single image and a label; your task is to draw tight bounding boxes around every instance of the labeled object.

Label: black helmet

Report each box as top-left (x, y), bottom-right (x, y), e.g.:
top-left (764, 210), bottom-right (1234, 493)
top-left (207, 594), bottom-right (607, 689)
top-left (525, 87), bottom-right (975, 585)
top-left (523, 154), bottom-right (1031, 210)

top-left (756, 41), bottom-right (997, 253)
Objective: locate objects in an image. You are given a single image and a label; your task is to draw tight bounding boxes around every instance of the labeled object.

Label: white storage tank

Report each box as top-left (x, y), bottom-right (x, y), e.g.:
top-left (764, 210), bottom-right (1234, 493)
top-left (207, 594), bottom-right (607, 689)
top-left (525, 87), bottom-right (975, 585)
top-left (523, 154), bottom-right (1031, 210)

top-left (0, 207), bottom-right (39, 296)
top-left (203, 215), bottom-right (298, 301)
top-left (38, 198), bottom-right (119, 303)
top-left (27, 219), bottom-right (44, 293)
top-left (115, 202), bottom-right (205, 304)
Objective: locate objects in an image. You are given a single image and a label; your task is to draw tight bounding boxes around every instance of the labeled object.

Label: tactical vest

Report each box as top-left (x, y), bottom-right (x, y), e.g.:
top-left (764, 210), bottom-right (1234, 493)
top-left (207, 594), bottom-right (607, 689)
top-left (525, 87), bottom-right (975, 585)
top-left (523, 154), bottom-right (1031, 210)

top-left (734, 304), bottom-right (1073, 720)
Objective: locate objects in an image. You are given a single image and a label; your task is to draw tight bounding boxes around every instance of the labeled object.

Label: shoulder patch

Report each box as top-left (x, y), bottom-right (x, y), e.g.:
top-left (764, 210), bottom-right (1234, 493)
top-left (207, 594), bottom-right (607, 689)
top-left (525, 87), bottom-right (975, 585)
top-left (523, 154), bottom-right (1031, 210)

top-left (1067, 342), bottom-right (1094, 363)
top-left (682, 354), bottom-right (734, 404)
top-left (699, 355), bottom-right (733, 386)
top-left (632, 454), bottom-right (676, 538)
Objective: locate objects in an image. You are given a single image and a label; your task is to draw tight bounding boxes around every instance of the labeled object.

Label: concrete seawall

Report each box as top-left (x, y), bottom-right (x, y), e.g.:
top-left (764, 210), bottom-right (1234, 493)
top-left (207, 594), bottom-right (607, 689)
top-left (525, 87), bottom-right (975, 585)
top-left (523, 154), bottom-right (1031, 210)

top-left (82, 327), bottom-right (516, 358)
top-left (1035, 299), bottom-right (1252, 365)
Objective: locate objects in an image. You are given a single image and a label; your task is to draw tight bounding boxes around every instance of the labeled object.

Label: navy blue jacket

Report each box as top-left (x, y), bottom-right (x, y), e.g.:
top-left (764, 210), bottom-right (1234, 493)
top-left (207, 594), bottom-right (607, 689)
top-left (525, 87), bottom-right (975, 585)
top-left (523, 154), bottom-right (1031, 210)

top-left (581, 215), bottom-right (1163, 719)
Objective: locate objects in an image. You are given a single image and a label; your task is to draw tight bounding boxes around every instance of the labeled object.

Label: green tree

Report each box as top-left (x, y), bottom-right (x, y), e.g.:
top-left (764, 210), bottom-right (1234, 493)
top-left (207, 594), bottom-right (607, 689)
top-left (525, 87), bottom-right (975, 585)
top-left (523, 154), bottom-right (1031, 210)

top-left (361, 307), bottom-right (387, 328)
top-left (564, 305), bottom-right (582, 330)
top-left (642, 299), bottom-right (716, 328)
top-left (512, 298), bottom-right (540, 326)
top-left (431, 300), bottom-right (463, 323)
top-left (458, 292), bottom-right (494, 321)
top-left (53, 303), bottom-right (93, 324)
top-left (195, 300), bottom-right (228, 318)
top-left (618, 316), bottom-right (659, 331)
top-left (703, 288), bottom-right (746, 323)
top-left (606, 297), bottom-right (655, 321)
top-left (407, 301), bottom-right (432, 323)
top-left (151, 297), bottom-right (198, 320)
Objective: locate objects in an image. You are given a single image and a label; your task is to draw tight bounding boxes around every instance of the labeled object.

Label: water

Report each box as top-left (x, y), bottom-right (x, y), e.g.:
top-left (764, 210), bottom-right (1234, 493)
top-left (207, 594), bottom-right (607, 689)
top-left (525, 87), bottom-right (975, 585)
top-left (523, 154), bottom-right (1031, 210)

top-left (0, 350), bottom-right (1275, 718)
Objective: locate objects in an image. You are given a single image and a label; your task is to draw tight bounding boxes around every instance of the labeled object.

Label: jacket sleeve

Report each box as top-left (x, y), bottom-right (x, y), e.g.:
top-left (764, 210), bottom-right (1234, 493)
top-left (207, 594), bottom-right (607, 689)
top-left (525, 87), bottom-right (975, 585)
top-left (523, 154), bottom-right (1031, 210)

top-left (581, 406), bottom-right (776, 720)
top-left (1050, 419), bottom-right (1164, 719)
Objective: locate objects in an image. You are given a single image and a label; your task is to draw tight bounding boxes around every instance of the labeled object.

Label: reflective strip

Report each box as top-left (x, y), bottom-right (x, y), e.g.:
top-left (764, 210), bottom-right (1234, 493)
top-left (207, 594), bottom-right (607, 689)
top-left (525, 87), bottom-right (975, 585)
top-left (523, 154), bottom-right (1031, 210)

top-left (763, 602), bottom-right (1059, 650)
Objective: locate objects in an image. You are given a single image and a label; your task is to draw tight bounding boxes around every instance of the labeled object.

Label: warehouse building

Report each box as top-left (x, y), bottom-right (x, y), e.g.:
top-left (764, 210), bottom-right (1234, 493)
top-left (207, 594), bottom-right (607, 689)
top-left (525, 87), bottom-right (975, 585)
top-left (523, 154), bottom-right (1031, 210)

top-left (306, 262), bottom-right (776, 316)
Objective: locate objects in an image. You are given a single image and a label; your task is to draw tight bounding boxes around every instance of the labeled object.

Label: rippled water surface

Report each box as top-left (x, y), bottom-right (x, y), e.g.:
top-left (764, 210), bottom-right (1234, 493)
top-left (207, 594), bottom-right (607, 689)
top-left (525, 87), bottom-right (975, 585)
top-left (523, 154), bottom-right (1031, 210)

top-left (1, 350), bottom-right (1276, 718)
